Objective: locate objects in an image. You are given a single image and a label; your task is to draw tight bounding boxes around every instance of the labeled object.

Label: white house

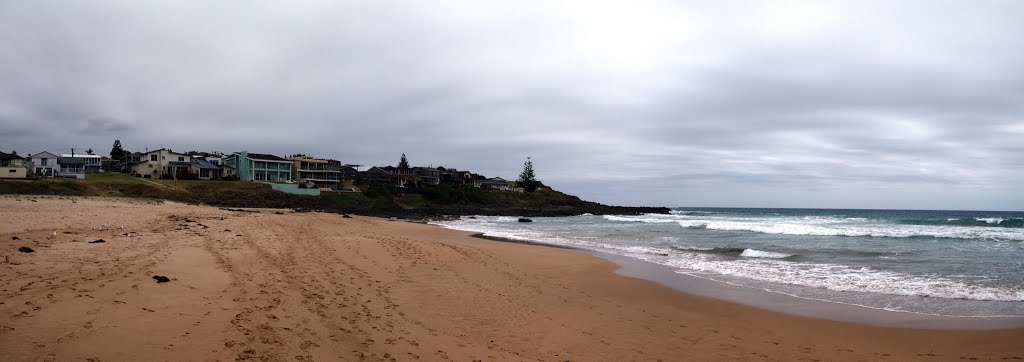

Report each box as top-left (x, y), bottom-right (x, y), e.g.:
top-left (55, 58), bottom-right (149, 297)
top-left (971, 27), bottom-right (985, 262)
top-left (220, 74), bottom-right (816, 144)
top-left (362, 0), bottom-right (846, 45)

top-left (130, 149), bottom-right (192, 178)
top-left (26, 151), bottom-right (59, 177)
top-left (60, 153), bottom-right (102, 173)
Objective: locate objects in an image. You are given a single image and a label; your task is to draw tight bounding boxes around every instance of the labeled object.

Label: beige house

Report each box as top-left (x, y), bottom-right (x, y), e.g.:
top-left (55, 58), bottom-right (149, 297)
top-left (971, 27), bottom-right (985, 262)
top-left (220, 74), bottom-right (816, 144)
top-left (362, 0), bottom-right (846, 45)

top-left (130, 149), bottom-right (192, 179)
top-left (0, 151), bottom-right (28, 179)
top-left (289, 155), bottom-right (341, 190)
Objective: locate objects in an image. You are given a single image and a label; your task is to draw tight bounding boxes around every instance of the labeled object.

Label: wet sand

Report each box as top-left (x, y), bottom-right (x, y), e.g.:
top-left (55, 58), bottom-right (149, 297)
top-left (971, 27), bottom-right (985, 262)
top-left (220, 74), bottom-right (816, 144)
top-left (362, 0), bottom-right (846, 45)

top-left (2, 196), bottom-right (1023, 361)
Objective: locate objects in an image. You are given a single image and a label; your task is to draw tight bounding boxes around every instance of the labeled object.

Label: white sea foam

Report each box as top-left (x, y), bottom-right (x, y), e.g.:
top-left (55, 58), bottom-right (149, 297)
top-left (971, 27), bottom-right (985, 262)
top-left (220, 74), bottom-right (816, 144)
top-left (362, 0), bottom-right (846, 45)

top-left (673, 219), bottom-right (1024, 241)
top-left (976, 217), bottom-right (1004, 224)
top-left (603, 215), bottom-right (679, 223)
top-left (660, 256), bottom-right (1024, 302)
top-left (739, 249), bottom-right (793, 259)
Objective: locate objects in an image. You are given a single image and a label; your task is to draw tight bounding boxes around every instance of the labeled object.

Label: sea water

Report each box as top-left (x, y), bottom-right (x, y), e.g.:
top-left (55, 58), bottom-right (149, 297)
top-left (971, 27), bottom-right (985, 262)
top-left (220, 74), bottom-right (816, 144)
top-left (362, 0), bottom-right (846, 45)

top-left (433, 208), bottom-right (1024, 318)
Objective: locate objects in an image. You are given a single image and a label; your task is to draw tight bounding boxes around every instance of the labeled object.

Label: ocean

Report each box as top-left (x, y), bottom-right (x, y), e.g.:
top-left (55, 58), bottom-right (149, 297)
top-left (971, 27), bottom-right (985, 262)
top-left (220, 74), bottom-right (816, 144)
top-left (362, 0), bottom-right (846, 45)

top-left (433, 208), bottom-right (1024, 319)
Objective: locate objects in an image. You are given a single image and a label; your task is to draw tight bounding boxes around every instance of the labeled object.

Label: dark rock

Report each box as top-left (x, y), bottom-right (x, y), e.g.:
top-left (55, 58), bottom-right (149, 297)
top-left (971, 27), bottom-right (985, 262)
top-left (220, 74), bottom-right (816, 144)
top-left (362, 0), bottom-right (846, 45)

top-left (152, 275), bottom-right (171, 283)
top-left (18, 246), bottom-right (35, 253)
top-left (342, 214), bottom-right (353, 219)
top-left (518, 218), bottom-right (533, 223)
top-left (11, 236), bottom-right (19, 240)
top-left (235, 234), bottom-right (242, 237)
top-left (274, 211), bottom-right (285, 215)
top-left (88, 239), bottom-right (106, 244)
top-left (223, 229), bottom-right (231, 232)
top-left (467, 216), bottom-right (477, 219)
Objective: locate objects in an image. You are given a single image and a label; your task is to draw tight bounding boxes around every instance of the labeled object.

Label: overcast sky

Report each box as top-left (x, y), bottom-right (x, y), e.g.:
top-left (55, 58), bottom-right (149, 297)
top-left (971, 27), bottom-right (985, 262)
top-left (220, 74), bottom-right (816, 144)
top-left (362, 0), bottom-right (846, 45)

top-left (2, 1), bottom-right (1022, 210)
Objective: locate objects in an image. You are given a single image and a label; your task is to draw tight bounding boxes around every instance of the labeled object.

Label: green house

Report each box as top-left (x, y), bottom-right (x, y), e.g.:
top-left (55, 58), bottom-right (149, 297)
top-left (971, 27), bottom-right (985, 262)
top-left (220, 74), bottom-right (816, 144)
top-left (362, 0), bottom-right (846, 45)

top-left (223, 151), bottom-right (292, 182)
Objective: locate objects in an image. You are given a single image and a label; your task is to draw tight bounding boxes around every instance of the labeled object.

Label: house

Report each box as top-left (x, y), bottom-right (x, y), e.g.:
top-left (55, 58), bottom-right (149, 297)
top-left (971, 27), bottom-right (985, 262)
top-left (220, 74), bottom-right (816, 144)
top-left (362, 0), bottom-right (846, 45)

top-left (413, 167), bottom-right (440, 186)
top-left (187, 151), bottom-right (225, 166)
top-left (189, 159), bottom-right (222, 180)
top-left (474, 177), bottom-right (516, 191)
top-left (222, 151), bottom-right (291, 182)
top-left (289, 155), bottom-right (340, 190)
top-left (100, 156), bottom-right (113, 172)
top-left (0, 151), bottom-right (28, 179)
top-left (439, 168), bottom-right (473, 186)
top-left (382, 166), bottom-right (416, 187)
top-left (114, 152), bottom-right (144, 173)
top-left (26, 151), bottom-right (59, 177)
top-left (339, 165), bottom-right (359, 181)
top-left (56, 155), bottom-right (86, 179)
top-left (60, 153), bottom-right (102, 173)
top-left (219, 163), bottom-right (236, 178)
top-left (357, 166), bottom-right (394, 187)
top-left (129, 149), bottom-right (193, 179)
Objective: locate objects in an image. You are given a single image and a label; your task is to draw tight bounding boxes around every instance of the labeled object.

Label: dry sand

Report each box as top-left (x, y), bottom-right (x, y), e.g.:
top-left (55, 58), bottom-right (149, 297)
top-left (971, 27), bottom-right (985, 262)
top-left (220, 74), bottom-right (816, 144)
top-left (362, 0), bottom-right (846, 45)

top-left (1, 196), bottom-right (1023, 361)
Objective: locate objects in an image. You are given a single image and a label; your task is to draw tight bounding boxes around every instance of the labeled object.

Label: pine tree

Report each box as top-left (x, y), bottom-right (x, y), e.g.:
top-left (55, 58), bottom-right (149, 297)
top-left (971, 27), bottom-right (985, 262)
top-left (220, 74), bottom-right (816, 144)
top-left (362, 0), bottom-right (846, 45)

top-left (398, 153), bottom-right (410, 169)
top-left (518, 157), bottom-right (538, 192)
top-left (110, 140), bottom-right (127, 160)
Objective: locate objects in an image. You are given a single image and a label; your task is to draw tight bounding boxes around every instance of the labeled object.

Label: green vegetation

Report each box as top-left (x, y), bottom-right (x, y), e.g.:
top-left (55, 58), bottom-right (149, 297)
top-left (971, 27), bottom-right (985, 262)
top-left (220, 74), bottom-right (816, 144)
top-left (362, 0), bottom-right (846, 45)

top-left (109, 140), bottom-right (128, 161)
top-left (517, 157), bottom-right (539, 192)
top-left (398, 153), bottom-right (409, 169)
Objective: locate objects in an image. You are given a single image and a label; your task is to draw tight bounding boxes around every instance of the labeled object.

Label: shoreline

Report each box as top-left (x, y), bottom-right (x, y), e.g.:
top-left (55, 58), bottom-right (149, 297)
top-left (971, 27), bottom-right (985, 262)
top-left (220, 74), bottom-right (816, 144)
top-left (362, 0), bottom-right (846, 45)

top-left (466, 230), bottom-right (1024, 330)
top-left (3, 197), bottom-right (1023, 360)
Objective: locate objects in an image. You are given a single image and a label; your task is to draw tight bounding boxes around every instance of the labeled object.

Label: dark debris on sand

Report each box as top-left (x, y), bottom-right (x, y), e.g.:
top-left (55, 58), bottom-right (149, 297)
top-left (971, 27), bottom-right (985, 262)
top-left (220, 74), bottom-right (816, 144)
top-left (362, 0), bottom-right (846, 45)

top-left (18, 246), bottom-right (35, 253)
top-left (152, 275), bottom-right (171, 283)
top-left (88, 239), bottom-right (106, 244)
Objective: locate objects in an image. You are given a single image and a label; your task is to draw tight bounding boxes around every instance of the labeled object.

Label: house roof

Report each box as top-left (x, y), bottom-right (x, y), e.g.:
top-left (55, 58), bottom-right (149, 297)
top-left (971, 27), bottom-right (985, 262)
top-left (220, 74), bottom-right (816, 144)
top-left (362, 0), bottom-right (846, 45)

top-left (60, 153), bottom-right (101, 158)
top-left (57, 157), bottom-right (86, 164)
top-left (479, 177), bottom-right (511, 184)
top-left (0, 151), bottom-right (24, 160)
top-left (246, 153), bottom-right (289, 162)
top-left (143, 148), bottom-right (189, 157)
top-left (191, 159), bottom-right (220, 169)
top-left (30, 151), bottom-right (58, 158)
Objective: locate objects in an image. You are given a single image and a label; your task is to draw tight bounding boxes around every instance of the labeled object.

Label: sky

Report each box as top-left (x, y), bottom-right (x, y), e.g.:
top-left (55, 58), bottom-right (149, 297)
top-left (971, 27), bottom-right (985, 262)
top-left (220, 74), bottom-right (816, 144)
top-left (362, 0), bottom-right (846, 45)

top-left (1, 1), bottom-right (1022, 210)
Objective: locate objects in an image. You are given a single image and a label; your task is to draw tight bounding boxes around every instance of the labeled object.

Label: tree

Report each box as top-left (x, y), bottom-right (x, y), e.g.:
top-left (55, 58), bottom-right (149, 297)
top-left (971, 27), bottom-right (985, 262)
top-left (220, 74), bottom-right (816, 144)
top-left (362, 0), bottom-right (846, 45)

top-left (110, 140), bottom-right (127, 160)
top-left (518, 157), bottom-right (538, 192)
top-left (398, 153), bottom-right (410, 169)
top-left (86, 148), bottom-right (94, 155)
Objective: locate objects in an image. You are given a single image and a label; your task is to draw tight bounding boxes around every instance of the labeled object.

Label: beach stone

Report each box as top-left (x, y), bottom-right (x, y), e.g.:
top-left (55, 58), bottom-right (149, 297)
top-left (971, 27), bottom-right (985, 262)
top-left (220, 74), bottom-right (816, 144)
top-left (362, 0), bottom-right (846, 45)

top-left (18, 246), bottom-right (35, 253)
top-left (152, 275), bottom-right (171, 283)
top-left (342, 214), bottom-right (353, 218)
top-left (518, 218), bottom-right (533, 223)
top-left (11, 236), bottom-right (19, 240)
top-left (88, 239), bottom-right (106, 244)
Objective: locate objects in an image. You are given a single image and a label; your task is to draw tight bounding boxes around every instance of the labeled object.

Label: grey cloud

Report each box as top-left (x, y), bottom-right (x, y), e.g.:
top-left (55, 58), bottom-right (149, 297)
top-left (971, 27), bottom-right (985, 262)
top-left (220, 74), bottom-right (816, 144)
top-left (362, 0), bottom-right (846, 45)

top-left (1, 1), bottom-right (1022, 210)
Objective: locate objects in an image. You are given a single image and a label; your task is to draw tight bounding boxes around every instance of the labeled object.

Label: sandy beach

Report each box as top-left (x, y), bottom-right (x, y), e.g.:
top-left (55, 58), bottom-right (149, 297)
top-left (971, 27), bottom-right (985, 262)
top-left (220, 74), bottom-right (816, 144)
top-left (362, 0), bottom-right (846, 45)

top-left (2, 196), bottom-right (1023, 361)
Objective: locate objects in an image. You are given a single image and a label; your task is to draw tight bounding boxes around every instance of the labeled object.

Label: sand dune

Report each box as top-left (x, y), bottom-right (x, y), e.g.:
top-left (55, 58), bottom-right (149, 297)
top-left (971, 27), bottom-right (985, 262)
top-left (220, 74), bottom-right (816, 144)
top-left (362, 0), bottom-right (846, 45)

top-left (1, 196), bottom-right (1022, 361)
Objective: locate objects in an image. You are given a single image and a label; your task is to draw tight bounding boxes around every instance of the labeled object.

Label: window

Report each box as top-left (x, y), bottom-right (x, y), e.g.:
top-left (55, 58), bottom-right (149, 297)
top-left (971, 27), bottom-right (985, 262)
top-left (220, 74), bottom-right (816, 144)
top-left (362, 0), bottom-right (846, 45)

top-left (162, 156), bottom-right (165, 160)
top-left (148, 164), bottom-right (153, 168)
top-left (41, 158), bottom-right (47, 163)
top-left (150, 154), bottom-right (157, 161)
top-left (178, 157), bottom-right (184, 162)
top-left (8, 169), bottom-right (15, 173)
